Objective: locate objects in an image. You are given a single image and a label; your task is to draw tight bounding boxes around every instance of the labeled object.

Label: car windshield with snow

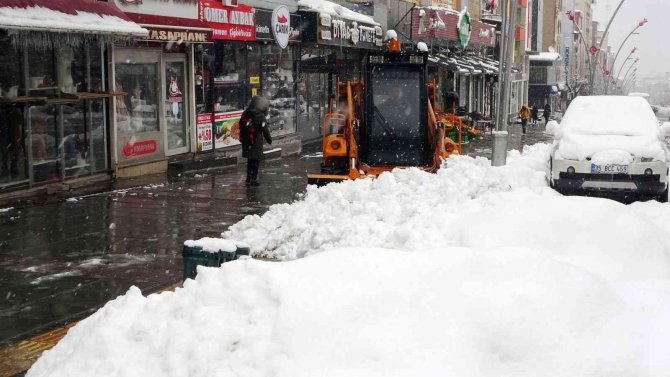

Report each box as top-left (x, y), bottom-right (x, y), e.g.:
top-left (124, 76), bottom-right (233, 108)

top-left (548, 96), bottom-right (669, 201)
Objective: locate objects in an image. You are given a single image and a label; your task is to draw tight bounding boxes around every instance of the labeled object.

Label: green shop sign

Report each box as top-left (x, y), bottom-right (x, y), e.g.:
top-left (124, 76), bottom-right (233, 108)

top-left (457, 8), bottom-right (472, 48)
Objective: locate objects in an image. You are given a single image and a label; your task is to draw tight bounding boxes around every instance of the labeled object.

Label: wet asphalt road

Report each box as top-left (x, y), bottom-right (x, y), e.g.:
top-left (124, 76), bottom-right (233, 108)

top-left (0, 123), bottom-right (551, 345)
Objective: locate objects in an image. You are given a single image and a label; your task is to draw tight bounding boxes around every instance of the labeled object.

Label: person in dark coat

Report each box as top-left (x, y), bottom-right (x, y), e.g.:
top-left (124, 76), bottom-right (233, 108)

top-left (531, 105), bottom-right (539, 126)
top-left (239, 96), bottom-right (272, 186)
top-left (543, 103), bottom-right (551, 124)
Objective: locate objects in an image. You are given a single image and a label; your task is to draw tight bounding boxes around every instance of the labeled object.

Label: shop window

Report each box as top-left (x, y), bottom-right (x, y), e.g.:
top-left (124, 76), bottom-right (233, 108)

top-left (62, 99), bottom-right (106, 177)
top-left (211, 42), bottom-right (248, 112)
top-left (27, 47), bottom-right (57, 95)
top-left (2, 39), bottom-right (107, 186)
top-left (0, 36), bottom-right (28, 186)
top-left (29, 105), bottom-right (59, 183)
top-left (115, 62), bottom-right (160, 134)
top-left (195, 44), bottom-right (213, 114)
top-left (261, 44), bottom-right (296, 137)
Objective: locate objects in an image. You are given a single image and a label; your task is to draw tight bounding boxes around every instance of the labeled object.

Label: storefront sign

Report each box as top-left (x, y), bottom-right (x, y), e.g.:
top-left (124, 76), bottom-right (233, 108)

top-left (255, 9), bottom-right (300, 43)
top-left (196, 114), bottom-right (213, 152)
top-left (457, 9), bottom-right (472, 48)
top-left (199, 0), bottom-right (255, 41)
top-left (271, 5), bottom-right (291, 48)
top-left (299, 11), bottom-right (382, 49)
top-left (214, 110), bottom-right (243, 148)
top-left (146, 27), bottom-right (212, 42)
top-left (122, 138), bottom-right (158, 158)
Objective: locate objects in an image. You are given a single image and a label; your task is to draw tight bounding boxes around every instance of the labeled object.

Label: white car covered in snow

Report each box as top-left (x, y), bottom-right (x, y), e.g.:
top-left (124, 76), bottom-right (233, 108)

top-left (547, 95), bottom-right (669, 201)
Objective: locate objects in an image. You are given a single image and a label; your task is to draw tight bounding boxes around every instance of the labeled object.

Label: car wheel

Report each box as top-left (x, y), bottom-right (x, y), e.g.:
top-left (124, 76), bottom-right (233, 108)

top-left (656, 187), bottom-right (669, 203)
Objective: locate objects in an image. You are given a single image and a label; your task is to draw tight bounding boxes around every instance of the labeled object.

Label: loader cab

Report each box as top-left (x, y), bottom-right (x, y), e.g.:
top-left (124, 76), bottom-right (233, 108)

top-left (360, 52), bottom-right (431, 167)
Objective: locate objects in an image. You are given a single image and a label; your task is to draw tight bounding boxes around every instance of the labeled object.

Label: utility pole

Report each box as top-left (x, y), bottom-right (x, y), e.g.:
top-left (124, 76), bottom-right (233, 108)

top-left (492, 0), bottom-right (517, 167)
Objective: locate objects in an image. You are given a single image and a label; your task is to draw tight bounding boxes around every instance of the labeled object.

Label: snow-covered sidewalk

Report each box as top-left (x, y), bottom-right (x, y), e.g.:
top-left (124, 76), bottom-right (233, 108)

top-left (27, 143), bottom-right (670, 377)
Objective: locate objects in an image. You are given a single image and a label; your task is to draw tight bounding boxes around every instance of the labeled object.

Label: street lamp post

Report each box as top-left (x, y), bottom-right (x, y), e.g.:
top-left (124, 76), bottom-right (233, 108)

top-left (492, 0), bottom-right (517, 167)
top-left (621, 62), bottom-right (639, 92)
top-left (605, 18), bottom-right (647, 94)
top-left (624, 76), bottom-right (637, 93)
top-left (615, 51), bottom-right (637, 87)
top-left (622, 72), bottom-right (637, 93)
top-left (590, 0), bottom-right (627, 95)
top-left (621, 59), bottom-right (640, 91)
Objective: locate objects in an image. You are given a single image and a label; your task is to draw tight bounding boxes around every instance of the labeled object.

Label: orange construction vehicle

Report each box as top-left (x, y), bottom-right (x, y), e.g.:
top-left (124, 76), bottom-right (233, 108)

top-left (307, 50), bottom-right (463, 186)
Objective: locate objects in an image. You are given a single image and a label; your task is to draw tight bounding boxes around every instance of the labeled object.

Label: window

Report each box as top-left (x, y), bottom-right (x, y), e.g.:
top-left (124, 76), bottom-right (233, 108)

top-left (115, 62), bottom-right (159, 134)
top-left (261, 44), bottom-right (296, 137)
top-left (211, 42), bottom-right (248, 112)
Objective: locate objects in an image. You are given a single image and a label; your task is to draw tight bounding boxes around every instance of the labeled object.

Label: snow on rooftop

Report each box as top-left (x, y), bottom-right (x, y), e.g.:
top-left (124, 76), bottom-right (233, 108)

top-left (530, 52), bottom-right (561, 62)
top-left (0, 5), bottom-right (147, 36)
top-left (298, 0), bottom-right (379, 26)
top-left (26, 144), bottom-right (670, 377)
top-left (554, 96), bottom-right (663, 160)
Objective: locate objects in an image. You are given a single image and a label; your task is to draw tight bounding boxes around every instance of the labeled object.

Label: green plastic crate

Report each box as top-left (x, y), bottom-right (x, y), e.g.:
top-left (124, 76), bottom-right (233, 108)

top-left (182, 243), bottom-right (251, 281)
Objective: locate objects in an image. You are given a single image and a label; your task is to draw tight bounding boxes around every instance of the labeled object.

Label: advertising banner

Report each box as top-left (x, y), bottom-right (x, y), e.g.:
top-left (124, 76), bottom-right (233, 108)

top-left (199, 0), bottom-right (255, 41)
top-left (214, 110), bottom-right (243, 149)
top-left (196, 113), bottom-right (213, 152)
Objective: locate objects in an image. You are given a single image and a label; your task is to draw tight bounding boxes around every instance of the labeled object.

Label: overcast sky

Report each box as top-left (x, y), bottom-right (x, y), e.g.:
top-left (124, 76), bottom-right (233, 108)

top-left (593, 0), bottom-right (670, 79)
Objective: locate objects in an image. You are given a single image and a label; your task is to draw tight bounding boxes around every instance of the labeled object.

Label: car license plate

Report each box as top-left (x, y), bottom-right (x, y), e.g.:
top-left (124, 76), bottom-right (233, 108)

top-left (591, 164), bottom-right (628, 174)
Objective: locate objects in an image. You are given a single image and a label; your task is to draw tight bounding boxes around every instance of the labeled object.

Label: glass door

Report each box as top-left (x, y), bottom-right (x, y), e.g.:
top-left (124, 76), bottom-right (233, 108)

top-left (164, 57), bottom-right (189, 155)
top-left (114, 49), bottom-right (164, 165)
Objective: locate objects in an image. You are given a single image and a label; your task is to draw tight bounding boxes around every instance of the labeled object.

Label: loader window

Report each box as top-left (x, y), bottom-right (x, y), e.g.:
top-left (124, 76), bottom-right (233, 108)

top-left (366, 66), bottom-right (428, 166)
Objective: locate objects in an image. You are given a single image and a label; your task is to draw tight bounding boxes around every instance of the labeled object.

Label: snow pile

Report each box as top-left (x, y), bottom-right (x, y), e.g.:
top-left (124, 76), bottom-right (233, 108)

top-left (297, 0), bottom-right (378, 25)
top-left (554, 96), bottom-right (665, 161)
top-left (545, 120), bottom-right (559, 135)
top-left (225, 144), bottom-right (550, 260)
top-left (0, 6), bottom-right (147, 36)
top-left (27, 143), bottom-right (670, 376)
top-left (28, 246), bottom-right (670, 377)
top-left (417, 41), bottom-right (428, 52)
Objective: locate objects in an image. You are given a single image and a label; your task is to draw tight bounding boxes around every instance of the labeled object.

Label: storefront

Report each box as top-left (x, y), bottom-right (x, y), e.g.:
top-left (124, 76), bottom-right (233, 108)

top-left (411, 7), bottom-right (499, 117)
top-left (0, 0), bottom-right (147, 190)
top-left (297, 7), bottom-right (383, 141)
top-left (197, 1), bottom-right (301, 152)
top-left (112, 0), bottom-right (211, 175)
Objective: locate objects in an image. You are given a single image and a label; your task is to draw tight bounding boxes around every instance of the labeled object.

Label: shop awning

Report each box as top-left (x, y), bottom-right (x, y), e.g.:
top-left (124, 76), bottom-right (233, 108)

top-left (429, 53), bottom-right (502, 76)
top-left (0, 0), bottom-right (147, 37)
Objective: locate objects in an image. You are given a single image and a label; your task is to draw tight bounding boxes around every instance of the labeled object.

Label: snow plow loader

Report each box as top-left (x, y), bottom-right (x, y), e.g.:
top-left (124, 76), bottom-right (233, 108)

top-left (307, 50), bottom-right (463, 186)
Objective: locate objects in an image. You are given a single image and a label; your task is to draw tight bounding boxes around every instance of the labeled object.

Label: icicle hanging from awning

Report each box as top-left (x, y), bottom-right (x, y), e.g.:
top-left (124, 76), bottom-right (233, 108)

top-left (7, 29), bottom-right (130, 50)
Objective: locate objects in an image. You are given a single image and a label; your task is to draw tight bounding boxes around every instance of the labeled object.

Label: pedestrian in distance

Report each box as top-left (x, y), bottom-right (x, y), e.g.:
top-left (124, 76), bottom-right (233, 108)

top-left (543, 103), bottom-right (551, 124)
top-left (239, 96), bottom-right (272, 187)
top-left (519, 104), bottom-right (530, 134)
top-left (531, 104), bottom-right (539, 126)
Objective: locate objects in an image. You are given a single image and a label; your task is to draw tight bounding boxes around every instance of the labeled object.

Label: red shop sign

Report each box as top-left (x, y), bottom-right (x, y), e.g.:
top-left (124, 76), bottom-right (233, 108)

top-left (199, 0), bottom-right (255, 41)
top-left (122, 138), bottom-right (158, 158)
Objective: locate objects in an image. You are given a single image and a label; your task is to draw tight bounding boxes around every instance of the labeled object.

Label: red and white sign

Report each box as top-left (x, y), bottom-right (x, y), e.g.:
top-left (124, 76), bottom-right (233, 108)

top-left (199, 0), bottom-right (254, 41)
top-left (272, 5), bottom-right (290, 49)
top-left (122, 138), bottom-right (157, 158)
top-left (196, 114), bottom-right (213, 152)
